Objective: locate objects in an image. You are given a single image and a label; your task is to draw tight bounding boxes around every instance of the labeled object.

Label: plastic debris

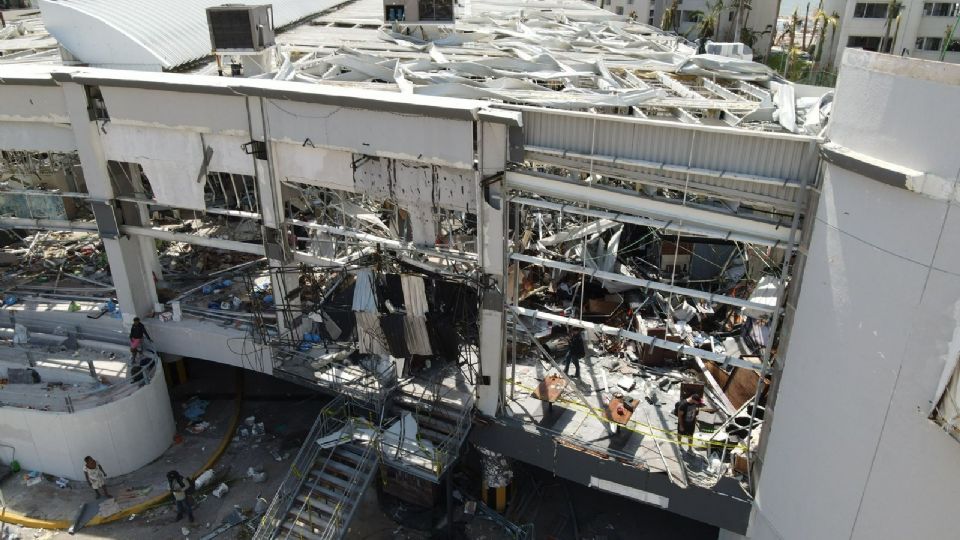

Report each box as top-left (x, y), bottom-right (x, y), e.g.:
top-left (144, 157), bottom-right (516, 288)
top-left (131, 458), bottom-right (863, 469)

top-left (212, 483), bottom-right (229, 498)
top-left (24, 471), bottom-right (42, 486)
top-left (183, 398), bottom-right (209, 421)
top-left (194, 469), bottom-right (215, 489)
top-left (56, 477), bottom-right (70, 489)
top-left (246, 467), bottom-right (267, 483)
top-left (186, 421), bottom-right (210, 434)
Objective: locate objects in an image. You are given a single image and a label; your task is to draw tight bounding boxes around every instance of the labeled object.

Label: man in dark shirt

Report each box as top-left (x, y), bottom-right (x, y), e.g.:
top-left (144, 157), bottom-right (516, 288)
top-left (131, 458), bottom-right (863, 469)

top-left (562, 328), bottom-right (585, 378)
top-left (129, 317), bottom-right (151, 361)
top-left (676, 393), bottom-right (706, 451)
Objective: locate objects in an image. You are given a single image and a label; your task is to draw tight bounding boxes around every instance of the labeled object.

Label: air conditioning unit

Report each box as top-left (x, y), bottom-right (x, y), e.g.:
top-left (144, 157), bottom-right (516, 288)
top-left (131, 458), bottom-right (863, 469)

top-left (704, 41), bottom-right (754, 61)
top-left (206, 4), bottom-right (276, 53)
top-left (383, 0), bottom-right (455, 24)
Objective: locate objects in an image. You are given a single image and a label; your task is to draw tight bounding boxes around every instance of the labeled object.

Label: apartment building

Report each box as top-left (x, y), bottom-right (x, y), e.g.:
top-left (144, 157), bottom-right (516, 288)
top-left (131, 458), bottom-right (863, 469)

top-left (835, 0), bottom-right (960, 64)
top-left (646, 1), bottom-right (778, 55)
top-left (599, 0), bottom-right (653, 19)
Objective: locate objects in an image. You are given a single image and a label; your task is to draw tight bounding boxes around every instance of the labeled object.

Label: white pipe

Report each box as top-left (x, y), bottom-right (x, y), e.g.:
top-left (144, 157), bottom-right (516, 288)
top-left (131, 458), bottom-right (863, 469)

top-left (511, 253), bottom-right (775, 314)
top-left (506, 171), bottom-right (791, 245)
top-left (510, 196), bottom-right (782, 247)
top-left (0, 217), bottom-right (98, 231)
top-left (120, 225), bottom-right (265, 256)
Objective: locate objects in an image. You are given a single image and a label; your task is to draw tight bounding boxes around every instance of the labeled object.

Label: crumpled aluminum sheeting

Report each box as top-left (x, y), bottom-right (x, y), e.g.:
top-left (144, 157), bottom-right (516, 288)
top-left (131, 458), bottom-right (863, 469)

top-left (277, 15), bottom-right (777, 110)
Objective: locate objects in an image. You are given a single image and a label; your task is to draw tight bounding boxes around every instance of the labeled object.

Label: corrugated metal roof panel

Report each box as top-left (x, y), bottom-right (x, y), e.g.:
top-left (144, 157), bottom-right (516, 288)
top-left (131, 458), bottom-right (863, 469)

top-left (520, 109), bottom-right (819, 210)
top-left (39, 0), bottom-right (346, 70)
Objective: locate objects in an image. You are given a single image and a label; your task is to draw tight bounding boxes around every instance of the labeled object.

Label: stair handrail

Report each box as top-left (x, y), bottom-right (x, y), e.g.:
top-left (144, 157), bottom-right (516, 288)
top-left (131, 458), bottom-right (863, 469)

top-left (253, 394), bottom-right (347, 540)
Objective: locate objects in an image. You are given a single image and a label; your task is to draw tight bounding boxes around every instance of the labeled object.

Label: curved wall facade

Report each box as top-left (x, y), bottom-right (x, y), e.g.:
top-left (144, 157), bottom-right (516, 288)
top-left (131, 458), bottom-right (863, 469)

top-left (0, 369), bottom-right (175, 481)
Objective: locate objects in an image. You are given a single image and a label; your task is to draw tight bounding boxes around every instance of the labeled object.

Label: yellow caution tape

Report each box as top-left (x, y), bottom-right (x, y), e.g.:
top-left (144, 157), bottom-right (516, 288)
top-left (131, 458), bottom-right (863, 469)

top-left (507, 379), bottom-right (748, 452)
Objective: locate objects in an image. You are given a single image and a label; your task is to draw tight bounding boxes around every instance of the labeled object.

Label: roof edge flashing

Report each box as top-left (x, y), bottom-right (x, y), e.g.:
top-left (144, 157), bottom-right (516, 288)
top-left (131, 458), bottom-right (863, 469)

top-left (43, 66), bottom-right (498, 122)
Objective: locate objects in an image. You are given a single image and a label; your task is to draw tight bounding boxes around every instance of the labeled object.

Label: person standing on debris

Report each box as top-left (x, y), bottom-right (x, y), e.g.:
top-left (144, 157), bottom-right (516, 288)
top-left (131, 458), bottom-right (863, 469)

top-left (676, 394), bottom-right (706, 451)
top-left (167, 470), bottom-right (195, 523)
top-left (563, 327), bottom-right (585, 379)
top-left (83, 456), bottom-right (110, 499)
top-left (129, 317), bottom-right (151, 361)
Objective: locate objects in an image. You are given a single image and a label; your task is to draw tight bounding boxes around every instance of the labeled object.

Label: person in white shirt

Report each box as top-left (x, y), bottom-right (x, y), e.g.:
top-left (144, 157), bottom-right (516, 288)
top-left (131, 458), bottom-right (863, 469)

top-left (83, 456), bottom-right (110, 499)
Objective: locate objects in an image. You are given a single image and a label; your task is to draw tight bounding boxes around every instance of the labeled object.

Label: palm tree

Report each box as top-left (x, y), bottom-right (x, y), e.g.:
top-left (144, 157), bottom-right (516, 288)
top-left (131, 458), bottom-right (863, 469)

top-left (712, 0), bottom-right (726, 38)
top-left (826, 11), bottom-right (840, 64)
top-left (809, 2), bottom-right (824, 54)
top-left (880, 1), bottom-right (903, 53)
top-left (778, 8), bottom-right (802, 49)
top-left (813, 8), bottom-right (839, 64)
top-left (730, 0), bottom-right (753, 43)
top-left (693, 0), bottom-right (724, 41)
top-left (779, 9), bottom-right (802, 77)
top-left (801, 2), bottom-right (812, 51)
top-left (662, 0), bottom-right (681, 33)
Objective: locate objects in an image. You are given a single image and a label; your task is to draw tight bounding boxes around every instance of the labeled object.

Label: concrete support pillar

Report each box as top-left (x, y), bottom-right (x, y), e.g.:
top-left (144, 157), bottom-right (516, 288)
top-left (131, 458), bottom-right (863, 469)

top-left (478, 447), bottom-right (513, 513)
top-left (61, 82), bottom-right (157, 323)
top-left (121, 163), bottom-right (164, 283)
top-left (102, 236), bottom-right (158, 323)
top-left (476, 176), bottom-right (505, 416)
top-left (268, 261), bottom-right (302, 339)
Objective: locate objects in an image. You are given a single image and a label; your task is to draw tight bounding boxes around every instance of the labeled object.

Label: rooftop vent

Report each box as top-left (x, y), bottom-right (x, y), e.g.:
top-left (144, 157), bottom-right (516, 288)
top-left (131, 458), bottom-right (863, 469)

top-left (206, 4), bottom-right (275, 52)
top-left (383, 0), bottom-right (455, 24)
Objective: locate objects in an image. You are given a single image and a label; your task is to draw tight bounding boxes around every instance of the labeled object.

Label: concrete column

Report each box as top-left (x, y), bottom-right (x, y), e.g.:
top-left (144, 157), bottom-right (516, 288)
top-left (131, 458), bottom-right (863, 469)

top-left (476, 177), bottom-right (505, 416)
top-left (61, 82), bottom-right (157, 323)
top-left (121, 163), bottom-right (164, 283)
top-left (268, 261), bottom-right (303, 340)
top-left (246, 96), bottom-right (300, 340)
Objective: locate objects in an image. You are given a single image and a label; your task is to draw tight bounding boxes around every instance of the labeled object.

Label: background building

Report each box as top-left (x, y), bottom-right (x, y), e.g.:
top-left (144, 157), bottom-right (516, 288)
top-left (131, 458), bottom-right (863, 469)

top-left (600, 0), bottom-right (652, 19)
top-left (648, 0), bottom-right (779, 57)
top-left (834, 0), bottom-right (960, 65)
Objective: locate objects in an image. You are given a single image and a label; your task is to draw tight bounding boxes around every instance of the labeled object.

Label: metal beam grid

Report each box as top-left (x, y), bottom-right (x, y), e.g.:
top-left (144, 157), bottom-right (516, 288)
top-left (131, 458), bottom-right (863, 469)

top-left (509, 305), bottom-right (762, 373)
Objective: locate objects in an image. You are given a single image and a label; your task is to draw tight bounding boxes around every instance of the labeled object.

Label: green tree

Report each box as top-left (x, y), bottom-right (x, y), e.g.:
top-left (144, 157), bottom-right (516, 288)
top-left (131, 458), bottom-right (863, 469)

top-left (692, 0), bottom-right (725, 41)
top-left (813, 8), bottom-right (839, 64)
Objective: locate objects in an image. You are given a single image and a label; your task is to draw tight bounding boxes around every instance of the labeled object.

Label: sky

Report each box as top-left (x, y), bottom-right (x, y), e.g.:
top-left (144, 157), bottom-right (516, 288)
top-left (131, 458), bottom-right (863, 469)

top-left (780, 0), bottom-right (812, 16)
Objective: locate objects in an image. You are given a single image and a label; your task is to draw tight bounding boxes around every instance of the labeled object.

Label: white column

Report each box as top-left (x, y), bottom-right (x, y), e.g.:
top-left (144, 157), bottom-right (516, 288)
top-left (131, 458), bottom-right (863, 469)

top-left (61, 82), bottom-right (157, 323)
top-left (476, 182), bottom-right (505, 416)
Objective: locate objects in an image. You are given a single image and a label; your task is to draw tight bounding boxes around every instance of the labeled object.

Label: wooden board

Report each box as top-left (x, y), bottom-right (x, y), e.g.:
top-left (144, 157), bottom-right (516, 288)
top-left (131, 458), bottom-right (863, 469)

top-left (532, 375), bottom-right (567, 403)
top-left (605, 397), bottom-right (634, 425)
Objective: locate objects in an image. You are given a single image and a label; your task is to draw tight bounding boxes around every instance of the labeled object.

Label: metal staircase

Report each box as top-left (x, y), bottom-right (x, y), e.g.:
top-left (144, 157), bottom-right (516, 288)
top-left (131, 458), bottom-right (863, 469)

top-left (254, 396), bottom-right (380, 540)
top-left (382, 375), bottom-right (475, 481)
top-left (279, 441), bottom-right (377, 539)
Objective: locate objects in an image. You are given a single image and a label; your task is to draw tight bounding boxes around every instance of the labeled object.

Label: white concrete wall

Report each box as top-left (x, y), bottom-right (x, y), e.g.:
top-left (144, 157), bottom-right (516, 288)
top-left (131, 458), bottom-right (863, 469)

top-left (0, 363), bottom-right (176, 480)
top-left (752, 50), bottom-right (960, 540)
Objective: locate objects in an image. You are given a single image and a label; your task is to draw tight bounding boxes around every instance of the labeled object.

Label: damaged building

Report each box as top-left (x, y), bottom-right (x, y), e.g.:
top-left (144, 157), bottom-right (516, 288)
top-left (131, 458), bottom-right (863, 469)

top-left (0, 1), bottom-right (958, 539)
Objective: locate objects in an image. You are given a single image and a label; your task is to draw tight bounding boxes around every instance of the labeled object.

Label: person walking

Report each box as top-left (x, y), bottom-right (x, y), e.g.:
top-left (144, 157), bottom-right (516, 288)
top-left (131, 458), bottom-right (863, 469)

top-left (83, 456), bottom-right (110, 499)
top-left (676, 393), bottom-right (706, 451)
top-left (167, 470), bottom-right (195, 523)
top-left (562, 327), bottom-right (585, 379)
top-left (129, 317), bottom-right (151, 362)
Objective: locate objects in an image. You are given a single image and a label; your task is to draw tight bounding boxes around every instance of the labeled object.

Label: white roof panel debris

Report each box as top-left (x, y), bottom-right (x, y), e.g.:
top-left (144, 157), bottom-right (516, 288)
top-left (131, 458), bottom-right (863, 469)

top-left (25, 0), bottom-right (827, 129)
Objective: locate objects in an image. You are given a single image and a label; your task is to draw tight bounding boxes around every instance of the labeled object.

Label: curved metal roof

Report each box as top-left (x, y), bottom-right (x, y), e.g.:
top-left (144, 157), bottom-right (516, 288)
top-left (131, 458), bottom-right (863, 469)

top-left (39, 0), bottom-right (345, 71)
